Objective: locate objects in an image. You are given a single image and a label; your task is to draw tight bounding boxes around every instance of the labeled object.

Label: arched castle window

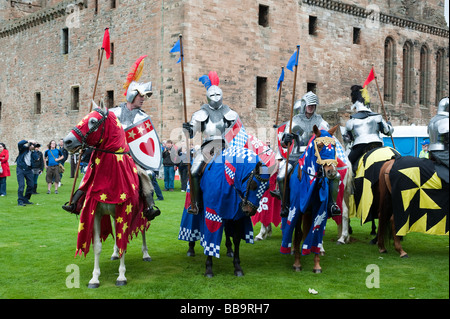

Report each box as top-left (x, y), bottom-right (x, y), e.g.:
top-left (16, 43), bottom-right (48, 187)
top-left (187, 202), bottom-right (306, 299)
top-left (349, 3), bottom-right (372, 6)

top-left (384, 37), bottom-right (396, 103)
top-left (419, 45), bottom-right (430, 106)
top-left (402, 41), bottom-right (414, 105)
top-left (436, 48), bottom-right (446, 104)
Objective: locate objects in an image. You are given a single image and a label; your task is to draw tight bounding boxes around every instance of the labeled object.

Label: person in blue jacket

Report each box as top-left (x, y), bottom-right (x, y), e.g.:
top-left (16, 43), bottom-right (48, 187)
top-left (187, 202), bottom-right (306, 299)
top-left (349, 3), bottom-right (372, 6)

top-left (16, 140), bottom-right (39, 206)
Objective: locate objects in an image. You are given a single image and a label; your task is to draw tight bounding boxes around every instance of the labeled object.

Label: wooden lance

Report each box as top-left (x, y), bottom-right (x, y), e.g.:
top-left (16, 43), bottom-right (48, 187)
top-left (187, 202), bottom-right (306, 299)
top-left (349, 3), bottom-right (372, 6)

top-left (282, 45), bottom-right (300, 213)
top-left (68, 47), bottom-right (106, 206)
top-left (372, 65), bottom-right (396, 149)
top-left (178, 34), bottom-right (197, 212)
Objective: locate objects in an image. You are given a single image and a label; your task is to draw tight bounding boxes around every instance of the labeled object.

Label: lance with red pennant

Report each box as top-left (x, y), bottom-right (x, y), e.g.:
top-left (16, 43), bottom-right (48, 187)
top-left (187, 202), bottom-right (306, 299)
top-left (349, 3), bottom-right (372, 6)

top-left (281, 45), bottom-right (300, 214)
top-left (170, 34), bottom-right (197, 212)
top-left (68, 27), bottom-right (111, 207)
top-left (364, 65), bottom-right (395, 149)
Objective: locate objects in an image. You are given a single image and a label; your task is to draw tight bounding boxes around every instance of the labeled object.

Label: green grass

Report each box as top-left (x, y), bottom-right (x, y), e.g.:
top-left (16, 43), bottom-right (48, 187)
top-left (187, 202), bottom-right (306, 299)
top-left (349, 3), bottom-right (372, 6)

top-left (0, 164), bottom-right (448, 299)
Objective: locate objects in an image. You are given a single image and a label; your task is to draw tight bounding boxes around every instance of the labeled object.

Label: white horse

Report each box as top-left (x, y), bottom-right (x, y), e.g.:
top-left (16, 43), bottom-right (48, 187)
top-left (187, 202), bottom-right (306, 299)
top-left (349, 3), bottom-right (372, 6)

top-left (64, 104), bottom-right (153, 288)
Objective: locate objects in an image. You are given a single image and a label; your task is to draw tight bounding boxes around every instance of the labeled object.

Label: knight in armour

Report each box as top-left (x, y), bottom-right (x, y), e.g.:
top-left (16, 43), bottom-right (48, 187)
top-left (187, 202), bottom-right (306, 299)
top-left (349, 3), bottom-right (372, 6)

top-left (344, 85), bottom-right (394, 172)
top-left (183, 71), bottom-right (238, 214)
top-left (428, 97), bottom-right (449, 183)
top-left (63, 56), bottom-right (161, 220)
top-left (273, 91), bottom-right (341, 218)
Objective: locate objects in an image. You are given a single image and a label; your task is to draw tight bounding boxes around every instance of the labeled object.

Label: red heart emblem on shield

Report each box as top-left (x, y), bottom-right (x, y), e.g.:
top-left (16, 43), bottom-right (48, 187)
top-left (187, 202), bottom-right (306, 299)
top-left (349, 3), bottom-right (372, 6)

top-left (139, 138), bottom-right (155, 157)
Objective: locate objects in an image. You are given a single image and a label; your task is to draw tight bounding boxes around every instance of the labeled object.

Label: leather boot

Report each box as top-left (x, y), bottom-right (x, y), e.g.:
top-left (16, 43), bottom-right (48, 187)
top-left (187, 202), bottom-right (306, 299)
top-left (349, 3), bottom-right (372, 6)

top-left (62, 189), bottom-right (85, 215)
top-left (143, 191), bottom-right (161, 221)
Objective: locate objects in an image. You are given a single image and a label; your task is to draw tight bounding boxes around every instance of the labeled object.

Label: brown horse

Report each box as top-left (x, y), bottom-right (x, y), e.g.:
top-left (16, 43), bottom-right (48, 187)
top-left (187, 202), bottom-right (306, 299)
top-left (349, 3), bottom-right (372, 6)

top-left (286, 125), bottom-right (340, 273)
top-left (377, 156), bottom-right (449, 257)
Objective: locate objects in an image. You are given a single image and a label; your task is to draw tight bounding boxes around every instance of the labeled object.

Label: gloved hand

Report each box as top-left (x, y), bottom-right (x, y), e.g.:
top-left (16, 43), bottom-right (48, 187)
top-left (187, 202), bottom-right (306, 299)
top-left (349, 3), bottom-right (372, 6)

top-left (183, 122), bottom-right (193, 138)
top-left (281, 133), bottom-right (294, 147)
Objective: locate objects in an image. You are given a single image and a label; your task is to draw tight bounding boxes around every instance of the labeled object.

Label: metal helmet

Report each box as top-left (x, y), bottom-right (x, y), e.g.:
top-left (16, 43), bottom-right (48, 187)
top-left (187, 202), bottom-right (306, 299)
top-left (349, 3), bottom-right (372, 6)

top-left (437, 97), bottom-right (449, 116)
top-left (299, 91), bottom-right (319, 115)
top-left (126, 81), bottom-right (153, 103)
top-left (206, 85), bottom-right (223, 110)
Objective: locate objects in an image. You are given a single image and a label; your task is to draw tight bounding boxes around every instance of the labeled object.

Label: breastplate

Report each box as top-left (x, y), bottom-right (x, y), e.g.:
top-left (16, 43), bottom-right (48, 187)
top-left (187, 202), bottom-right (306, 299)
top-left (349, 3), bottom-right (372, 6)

top-left (351, 116), bottom-right (382, 145)
top-left (110, 103), bottom-right (147, 130)
top-left (429, 115), bottom-right (449, 151)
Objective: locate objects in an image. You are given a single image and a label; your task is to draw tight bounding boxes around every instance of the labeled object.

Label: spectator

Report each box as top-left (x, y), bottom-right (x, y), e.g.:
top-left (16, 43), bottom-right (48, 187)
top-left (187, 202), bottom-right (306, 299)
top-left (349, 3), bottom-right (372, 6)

top-left (419, 140), bottom-right (430, 159)
top-left (16, 140), bottom-right (38, 206)
top-left (177, 146), bottom-right (190, 192)
top-left (0, 143), bottom-right (11, 196)
top-left (31, 143), bottom-right (44, 194)
top-left (44, 140), bottom-right (63, 194)
top-left (162, 140), bottom-right (177, 191)
top-left (70, 152), bottom-right (79, 178)
top-left (57, 139), bottom-right (69, 186)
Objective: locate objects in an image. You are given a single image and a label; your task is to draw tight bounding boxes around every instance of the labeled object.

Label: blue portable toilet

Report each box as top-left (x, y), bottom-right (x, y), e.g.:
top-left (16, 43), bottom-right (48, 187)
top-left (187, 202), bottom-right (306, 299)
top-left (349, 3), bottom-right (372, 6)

top-left (382, 126), bottom-right (428, 157)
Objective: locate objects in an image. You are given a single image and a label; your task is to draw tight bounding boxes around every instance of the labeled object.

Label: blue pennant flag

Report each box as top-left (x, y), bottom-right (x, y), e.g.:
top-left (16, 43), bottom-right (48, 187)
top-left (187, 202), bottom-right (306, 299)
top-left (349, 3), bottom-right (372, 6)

top-left (170, 38), bottom-right (182, 63)
top-left (277, 67), bottom-right (285, 91)
top-left (286, 46), bottom-right (300, 72)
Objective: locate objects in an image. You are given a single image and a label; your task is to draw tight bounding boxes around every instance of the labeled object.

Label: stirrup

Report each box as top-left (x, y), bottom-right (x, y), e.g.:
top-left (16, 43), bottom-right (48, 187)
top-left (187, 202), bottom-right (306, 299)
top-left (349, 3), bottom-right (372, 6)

top-left (188, 202), bottom-right (200, 215)
top-left (270, 190), bottom-right (281, 200)
top-left (329, 203), bottom-right (341, 217)
top-left (144, 205), bottom-right (161, 221)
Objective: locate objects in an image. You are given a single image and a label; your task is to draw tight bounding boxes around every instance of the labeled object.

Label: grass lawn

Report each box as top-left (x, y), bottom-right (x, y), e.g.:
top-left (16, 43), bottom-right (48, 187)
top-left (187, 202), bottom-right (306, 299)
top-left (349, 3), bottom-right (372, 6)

top-left (0, 164), bottom-right (448, 300)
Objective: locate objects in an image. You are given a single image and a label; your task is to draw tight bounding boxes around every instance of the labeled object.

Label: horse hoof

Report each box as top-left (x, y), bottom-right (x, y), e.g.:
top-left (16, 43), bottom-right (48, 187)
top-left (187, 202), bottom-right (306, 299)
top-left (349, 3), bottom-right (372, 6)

top-left (400, 254), bottom-right (409, 258)
top-left (312, 269), bottom-right (322, 274)
top-left (226, 251), bottom-right (234, 258)
top-left (234, 270), bottom-right (244, 277)
top-left (187, 251), bottom-right (195, 257)
top-left (143, 257), bottom-right (152, 262)
top-left (111, 256), bottom-right (119, 260)
top-left (204, 272), bottom-right (214, 278)
top-left (116, 280), bottom-right (127, 286)
top-left (336, 240), bottom-right (345, 245)
top-left (88, 283), bottom-right (100, 289)
top-left (292, 266), bottom-right (302, 272)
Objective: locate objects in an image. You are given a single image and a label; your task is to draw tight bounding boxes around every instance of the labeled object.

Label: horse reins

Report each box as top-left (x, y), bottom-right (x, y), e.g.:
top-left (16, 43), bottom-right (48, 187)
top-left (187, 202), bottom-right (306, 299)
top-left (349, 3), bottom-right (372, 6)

top-left (72, 108), bottom-right (129, 156)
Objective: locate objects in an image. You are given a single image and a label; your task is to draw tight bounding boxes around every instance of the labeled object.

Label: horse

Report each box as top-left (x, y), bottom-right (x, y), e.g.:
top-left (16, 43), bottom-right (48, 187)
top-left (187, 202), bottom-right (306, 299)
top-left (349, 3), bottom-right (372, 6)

top-left (63, 105), bottom-right (152, 288)
top-left (348, 146), bottom-right (401, 243)
top-left (181, 145), bottom-right (270, 277)
top-left (280, 125), bottom-right (341, 273)
top-left (377, 156), bottom-right (449, 257)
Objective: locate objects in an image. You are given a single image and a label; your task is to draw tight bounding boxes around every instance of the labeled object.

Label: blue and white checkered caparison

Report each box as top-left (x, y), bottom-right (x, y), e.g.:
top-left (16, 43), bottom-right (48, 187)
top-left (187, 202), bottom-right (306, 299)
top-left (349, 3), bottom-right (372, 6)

top-left (223, 146), bottom-right (256, 163)
top-left (205, 209), bottom-right (223, 223)
top-left (178, 227), bottom-right (202, 242)
top-left (334, 137), bottom-right (349, 165)
top-left (229, 125), bottom-right (248, 148)
top-left (201, 235), bottom-right (221, 258)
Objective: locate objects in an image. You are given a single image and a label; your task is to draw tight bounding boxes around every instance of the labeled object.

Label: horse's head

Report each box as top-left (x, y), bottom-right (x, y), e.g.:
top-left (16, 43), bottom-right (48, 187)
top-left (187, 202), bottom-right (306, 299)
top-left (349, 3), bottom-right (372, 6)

top-left (239, 161), bottom-right (270, 216)
top-left (64, 104), bottom-right (109, 153)
top-left (312, 125), bottom-right (339, 180)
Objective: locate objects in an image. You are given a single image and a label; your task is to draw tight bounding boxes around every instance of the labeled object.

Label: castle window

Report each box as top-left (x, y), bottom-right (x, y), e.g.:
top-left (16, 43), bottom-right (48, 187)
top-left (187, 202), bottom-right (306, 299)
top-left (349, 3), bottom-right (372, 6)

top-left (107, 90), bottom-right (115, 109)
top-left (35, 92), bottom-right (41, 114)
top-left (308, 16), bottom-right (317, 35)
top-left (110, 42), bottom-right (114, 65)
top-left (62, 27), bottom-right (69, 54)
top-left (402, 41), bottom-right (414, 105)
top-left (436, 49), bottom-right (446, 104)
top-left (71, 86), bottom-right (80, 111)
top-left (384, 37), bottom-right (396, 103)
top-left (307, 82), bottom-right (317, 94)
top-left (110, 0), bottom-right (116, 9)
top-left (256, 76), bottom-right (267, 109)
top-left (0, 102), bottom-right (2, 121)
top-left (258, 4), bottom-right (269, 27)
top-left (353, 27), bottom-right (361, 45)
top-left (419, 45), bottom-right (429, 106)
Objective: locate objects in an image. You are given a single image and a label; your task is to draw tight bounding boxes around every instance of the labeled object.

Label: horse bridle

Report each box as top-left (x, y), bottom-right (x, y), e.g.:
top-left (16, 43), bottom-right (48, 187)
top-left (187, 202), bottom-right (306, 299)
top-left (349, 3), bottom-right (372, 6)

top-left (234, 162), bottom-right (269, 214)
top-left (72, 108), bottom-right (129, 155)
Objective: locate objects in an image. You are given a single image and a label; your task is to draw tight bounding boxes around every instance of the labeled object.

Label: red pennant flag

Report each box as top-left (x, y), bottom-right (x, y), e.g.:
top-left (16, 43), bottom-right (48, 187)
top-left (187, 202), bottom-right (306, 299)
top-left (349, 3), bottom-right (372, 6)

top-left (102, 28), bottom-right (111, 59)
top-left (363, 67), bottom-right (375, 88)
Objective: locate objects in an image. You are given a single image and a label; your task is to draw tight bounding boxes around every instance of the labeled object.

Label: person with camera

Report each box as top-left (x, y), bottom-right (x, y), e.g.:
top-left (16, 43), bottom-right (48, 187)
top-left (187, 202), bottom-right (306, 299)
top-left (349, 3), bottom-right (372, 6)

top-left (16, 140), bottom-right (38, 206)
top-left (31, 143), bottom-right (44, 194)
top-left (44, 140), bottom-right (63, 194)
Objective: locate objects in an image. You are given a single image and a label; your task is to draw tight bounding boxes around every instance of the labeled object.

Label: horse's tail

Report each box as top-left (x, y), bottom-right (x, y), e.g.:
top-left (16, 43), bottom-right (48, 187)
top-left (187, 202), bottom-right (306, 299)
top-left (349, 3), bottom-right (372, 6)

top-left (377, 160), bottom-right (395, 243)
